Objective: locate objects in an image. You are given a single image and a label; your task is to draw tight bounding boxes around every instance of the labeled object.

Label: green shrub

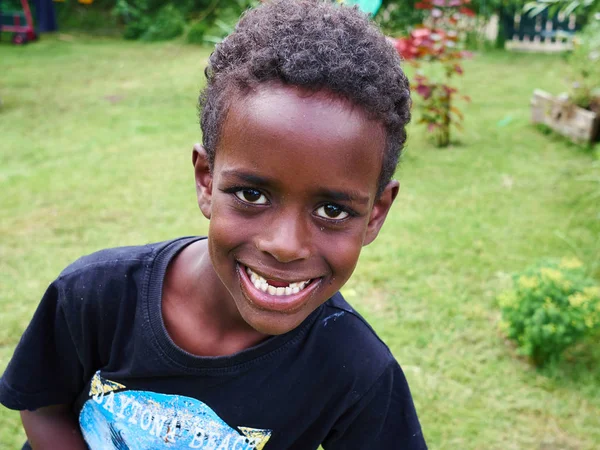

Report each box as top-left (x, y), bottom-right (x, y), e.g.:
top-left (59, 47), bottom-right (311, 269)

top-left (123, 17), bottom-right (150, 40)
top-left (115, 0), bottom-right (187, 41)
top-left (201, 0), bottom-right (257, 44)
top-left (568, 17), bottom-right (600, 110)
top-left (115, 0), bottom-right (151, 40)
top-left (498, 258), bottom-right (600, 367)
top-left (374, 0), bottom-right (426, 36)
top-left (187, 20), bottom-right (210, 44)
top-left (113, 0), bottom-right (254, 43)
top-left (139, 4), bottom-right (185, 41)
top-left (53, 0), bottom-right (120, 33)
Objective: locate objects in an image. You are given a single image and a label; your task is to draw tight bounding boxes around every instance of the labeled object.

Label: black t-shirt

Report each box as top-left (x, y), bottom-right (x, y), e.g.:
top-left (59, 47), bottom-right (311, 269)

top-left (0, 237), bottom-right (426, 449)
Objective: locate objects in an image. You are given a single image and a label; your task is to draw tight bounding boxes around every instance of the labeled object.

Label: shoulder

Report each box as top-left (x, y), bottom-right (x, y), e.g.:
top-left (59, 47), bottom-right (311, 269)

top-left (318, 292), bottom-right (394, 361)
top-left (59, 239), bottom-right (171, 279)
top-left (41, 237), bottom-right (201, 363)
top-left (57, 237), bottom-right (194, 286)
top-left (52, 237), bottom-right (199, 311)
top-left (306, 292), bottom-right (397, 393)
top-left (312, 295), bottom-right (427, 448)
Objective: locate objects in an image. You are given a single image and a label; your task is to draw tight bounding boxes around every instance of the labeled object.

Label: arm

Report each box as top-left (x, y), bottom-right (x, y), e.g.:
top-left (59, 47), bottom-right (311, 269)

top-left (0, 280), bottom-right (88, 446)
top-left (21, 404), bottom-right (87, 450)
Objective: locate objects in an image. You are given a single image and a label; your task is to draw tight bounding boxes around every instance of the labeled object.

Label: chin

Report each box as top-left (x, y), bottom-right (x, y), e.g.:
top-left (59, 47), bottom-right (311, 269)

top-left (236, 299), bottom-right (316, 336)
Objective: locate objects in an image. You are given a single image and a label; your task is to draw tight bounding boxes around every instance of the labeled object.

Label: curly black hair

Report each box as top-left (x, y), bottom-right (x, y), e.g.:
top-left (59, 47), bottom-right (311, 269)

top-left (199, 0), bottom-right (411, 195)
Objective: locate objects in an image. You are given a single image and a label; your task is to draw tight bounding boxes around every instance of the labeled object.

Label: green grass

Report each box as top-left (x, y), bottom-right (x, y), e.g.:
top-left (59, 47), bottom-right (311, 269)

top-left (1, 37), bottom-right (599, 449)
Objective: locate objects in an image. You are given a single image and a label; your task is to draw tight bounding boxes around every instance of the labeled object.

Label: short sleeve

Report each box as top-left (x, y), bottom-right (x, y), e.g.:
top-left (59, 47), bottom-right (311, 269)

top-left (323, 361), bottom-right (427, 450)
top-left (0, 279), bottom-right (85, 411)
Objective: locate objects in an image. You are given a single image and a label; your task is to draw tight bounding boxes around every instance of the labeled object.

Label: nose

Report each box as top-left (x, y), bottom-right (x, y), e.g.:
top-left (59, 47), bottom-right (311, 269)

top-left (255, 209), bottom-right (311, 263)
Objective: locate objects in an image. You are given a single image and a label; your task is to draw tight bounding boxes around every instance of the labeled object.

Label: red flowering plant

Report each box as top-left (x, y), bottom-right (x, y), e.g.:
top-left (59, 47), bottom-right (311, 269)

top-left (393, 0), bottom-right (474, 147)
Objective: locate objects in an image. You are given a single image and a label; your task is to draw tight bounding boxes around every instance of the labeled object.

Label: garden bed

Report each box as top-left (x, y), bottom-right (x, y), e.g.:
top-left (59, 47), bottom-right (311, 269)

top-left (531, 89), bottom-right (600, 144)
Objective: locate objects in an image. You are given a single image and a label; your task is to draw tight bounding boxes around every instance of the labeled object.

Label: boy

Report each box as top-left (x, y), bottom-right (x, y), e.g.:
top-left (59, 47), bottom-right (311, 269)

top-left (0, 0), bottom-right (426, 448)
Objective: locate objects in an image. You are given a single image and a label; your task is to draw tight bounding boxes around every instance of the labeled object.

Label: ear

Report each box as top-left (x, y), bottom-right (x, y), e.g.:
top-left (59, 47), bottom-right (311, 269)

top-left (363, 180), bottom-right (399, 246)
top-left (192, 143), bottom-right (213, 219)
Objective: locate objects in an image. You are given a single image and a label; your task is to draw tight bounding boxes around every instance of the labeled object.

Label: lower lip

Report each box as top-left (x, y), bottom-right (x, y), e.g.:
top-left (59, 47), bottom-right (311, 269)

top-left (237, 264), bottom-right (320, 313)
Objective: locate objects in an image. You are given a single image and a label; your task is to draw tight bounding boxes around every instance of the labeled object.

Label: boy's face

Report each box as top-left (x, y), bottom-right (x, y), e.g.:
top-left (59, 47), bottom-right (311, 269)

top-left (194, 85), bottom-right (398, 335)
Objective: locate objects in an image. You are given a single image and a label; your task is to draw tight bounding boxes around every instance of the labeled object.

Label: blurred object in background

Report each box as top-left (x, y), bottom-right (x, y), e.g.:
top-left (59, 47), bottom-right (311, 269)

top-left (0, 0), bottom-right (59, 44)
top-left (341, 0), bottom-right (382, 16)
top-left (0, 0), bottom-right (38, 43)
top-left (36, 0), bottom-right (57, 32)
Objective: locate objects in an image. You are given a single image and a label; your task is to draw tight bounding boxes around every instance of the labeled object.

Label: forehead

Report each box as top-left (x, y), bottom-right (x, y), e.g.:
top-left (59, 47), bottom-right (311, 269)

top-left (215, 85), bottom-right (386, 197)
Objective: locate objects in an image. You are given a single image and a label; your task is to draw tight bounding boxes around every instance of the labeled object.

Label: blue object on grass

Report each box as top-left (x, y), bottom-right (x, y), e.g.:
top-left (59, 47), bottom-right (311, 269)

top-left (33, 0), bottom-right (57, 32)
top-left (342, 0), bottom-right (382, 16)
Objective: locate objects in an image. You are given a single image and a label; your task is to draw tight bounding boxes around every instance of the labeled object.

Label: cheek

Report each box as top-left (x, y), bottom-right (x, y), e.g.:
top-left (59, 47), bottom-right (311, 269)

top-left (332, 216), bottom-right (372, 278)
top-left (319, 232), bottom-right (364, 282)
top-left (207, 199), bottom-right (266, 258)
top-left (207, 202), bottom-right (245, 257)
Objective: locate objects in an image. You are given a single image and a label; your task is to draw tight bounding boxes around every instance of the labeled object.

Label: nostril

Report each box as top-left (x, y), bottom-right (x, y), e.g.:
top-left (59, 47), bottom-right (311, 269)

top-left (256, 238), bottom-right (310, 263)
top-left (265, 247), bottom-right (310, 264)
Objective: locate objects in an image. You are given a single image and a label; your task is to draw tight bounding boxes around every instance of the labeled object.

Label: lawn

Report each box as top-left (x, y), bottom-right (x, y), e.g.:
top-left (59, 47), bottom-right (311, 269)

top-left (1, 36), bottom-right (599, 449)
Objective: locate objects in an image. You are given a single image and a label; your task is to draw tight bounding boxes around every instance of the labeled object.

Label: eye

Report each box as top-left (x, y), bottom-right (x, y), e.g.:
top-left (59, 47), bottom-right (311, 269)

top-left (234, 189), bottom-right (268, 205)
top-left (315, 204), bottom-right (349, 221)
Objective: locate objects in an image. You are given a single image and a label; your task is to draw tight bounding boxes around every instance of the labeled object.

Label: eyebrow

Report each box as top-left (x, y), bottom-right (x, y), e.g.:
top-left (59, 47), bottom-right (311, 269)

top-left (314, 188), bottom-right (370, 206)
top-left (220, 170), bottom-right (274, 187)
top-left (221, 170), bottom-right (370, 205)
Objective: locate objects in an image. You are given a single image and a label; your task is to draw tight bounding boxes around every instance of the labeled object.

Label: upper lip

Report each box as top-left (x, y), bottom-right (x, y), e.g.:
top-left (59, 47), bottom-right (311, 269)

top-left (239, 262), bottom-right (320, 283)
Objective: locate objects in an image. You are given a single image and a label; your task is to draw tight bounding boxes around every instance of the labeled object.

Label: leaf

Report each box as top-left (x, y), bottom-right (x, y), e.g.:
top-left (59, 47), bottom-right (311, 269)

top-left (530, 3), bottom-right (550, 17)
top-left (214, 19), bottom-right (234, 34)
top-left (562, 1), bottom-right (581, 17)
top-left (450, 106), bottom-right (464, 119)
top-left (523, 2), bottom-right (541, 13)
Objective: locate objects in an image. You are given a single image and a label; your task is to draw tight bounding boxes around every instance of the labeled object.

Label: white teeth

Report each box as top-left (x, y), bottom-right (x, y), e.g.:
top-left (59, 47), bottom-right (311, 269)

top-left (244, 265), bottom-right (312, 296)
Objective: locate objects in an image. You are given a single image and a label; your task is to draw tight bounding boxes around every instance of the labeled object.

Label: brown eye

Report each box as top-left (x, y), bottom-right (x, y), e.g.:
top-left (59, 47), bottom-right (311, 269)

top-left (235, 189), bottom-right (267, 205)
top-left (315, 204), bottom-right (349, 221)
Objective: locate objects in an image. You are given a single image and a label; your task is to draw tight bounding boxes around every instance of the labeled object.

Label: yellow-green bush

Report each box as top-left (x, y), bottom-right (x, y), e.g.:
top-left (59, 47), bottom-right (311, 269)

top-left (498, 258), bottom-right (600, 367)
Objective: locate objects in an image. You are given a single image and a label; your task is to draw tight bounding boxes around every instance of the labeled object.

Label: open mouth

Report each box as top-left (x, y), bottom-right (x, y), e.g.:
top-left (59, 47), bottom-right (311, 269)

top-left (237, 263), bottom-right (321, 313)
top-left (245, 266), bottom-right (312, 296)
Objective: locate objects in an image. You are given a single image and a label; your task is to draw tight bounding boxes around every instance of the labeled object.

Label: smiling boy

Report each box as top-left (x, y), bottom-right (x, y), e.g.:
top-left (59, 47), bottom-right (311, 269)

top-left (0, 1), bottom-right (426, 448)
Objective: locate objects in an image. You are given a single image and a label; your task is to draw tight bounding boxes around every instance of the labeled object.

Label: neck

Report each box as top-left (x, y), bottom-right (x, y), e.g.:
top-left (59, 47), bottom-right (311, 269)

top-left (162, 239), bottom-right (268, 357)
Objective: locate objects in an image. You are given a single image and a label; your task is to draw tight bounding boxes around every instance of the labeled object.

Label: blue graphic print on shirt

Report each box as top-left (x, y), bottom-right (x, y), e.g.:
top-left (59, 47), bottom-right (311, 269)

top-left (79, 372), bottom-right (272, 449)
